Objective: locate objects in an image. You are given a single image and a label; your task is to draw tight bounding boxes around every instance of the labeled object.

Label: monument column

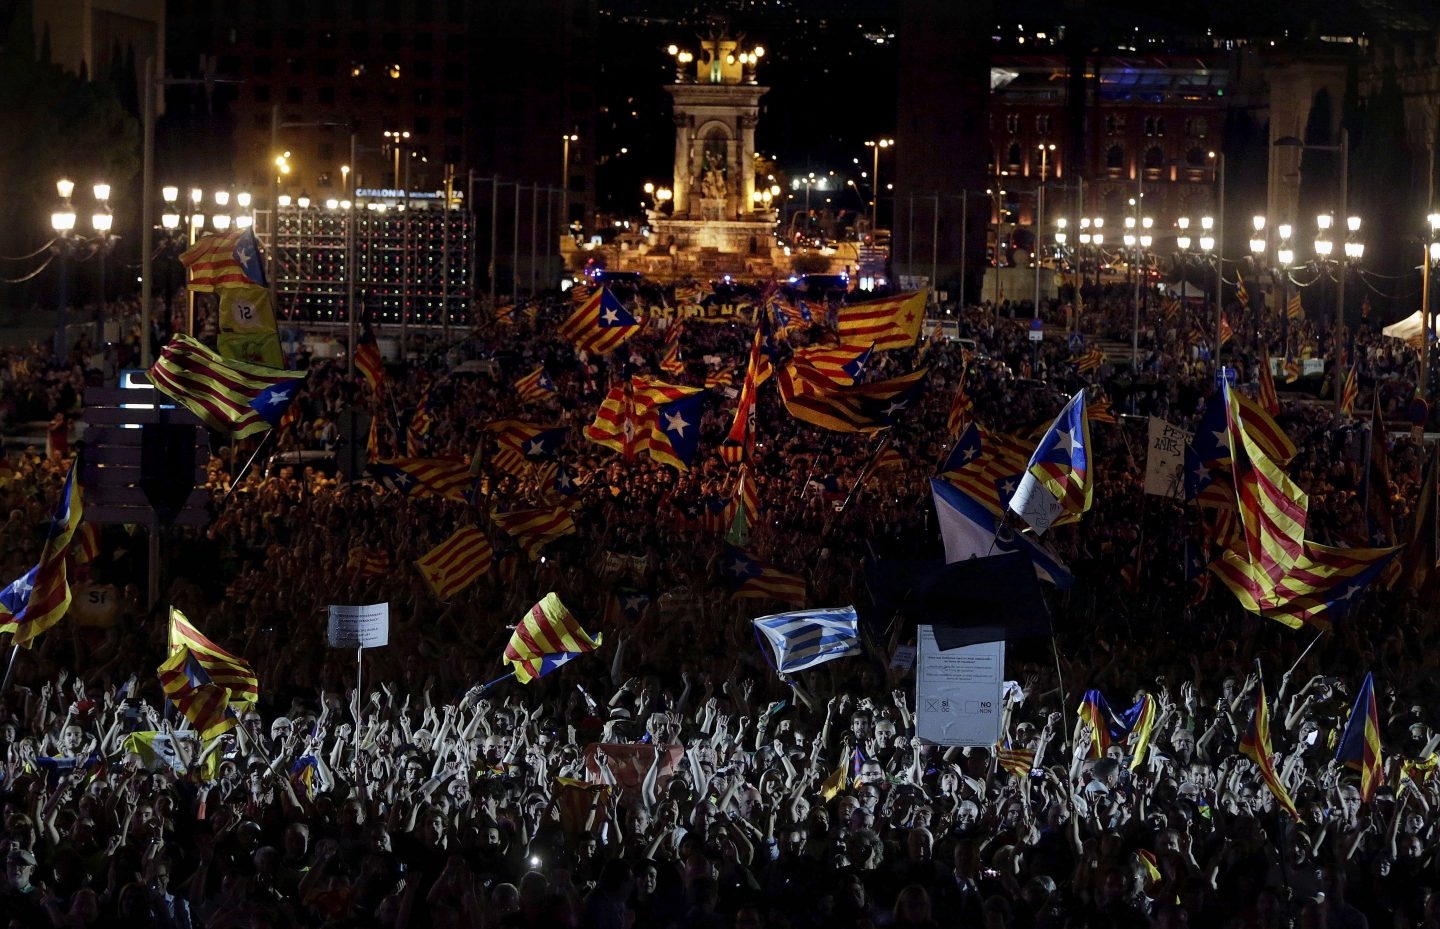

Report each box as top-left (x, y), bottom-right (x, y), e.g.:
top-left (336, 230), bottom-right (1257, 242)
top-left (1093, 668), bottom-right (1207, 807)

top-left (739, 113), bottom-right (758, 216)
top-left (674, 115), bottom-right (694, 216)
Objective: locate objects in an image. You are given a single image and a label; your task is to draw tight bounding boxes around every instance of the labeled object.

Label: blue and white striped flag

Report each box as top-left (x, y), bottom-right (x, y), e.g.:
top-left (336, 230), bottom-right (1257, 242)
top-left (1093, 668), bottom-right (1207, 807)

top-left (752, 606), bottom-right (861, 674)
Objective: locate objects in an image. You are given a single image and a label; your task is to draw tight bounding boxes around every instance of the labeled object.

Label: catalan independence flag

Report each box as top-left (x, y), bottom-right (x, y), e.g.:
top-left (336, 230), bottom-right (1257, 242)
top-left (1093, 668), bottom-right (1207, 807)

top-left (1340, 366), bottom-right (1359, 417)
top-left (1, 461), bottom-right (84, 648)
top-left (370, 458), bottom-right (474, 502)
top-left (416, 526), bottom-right (493, 599)
top-left (169, 607), bottom-right (258, 705)
top-left (777, 363), bottom-right (927, 433)
top-left (158, 646), bottom-right (237, 740)
top-left (1335, 671), bottom-right (1383, 804)
top-left (1257, 345), bottom-right (1280, 416)
top-left (790, 342), bottom-right (875, 387)
top-left (354, 325), bottom-right (385, 391)
top-left (513, 365), bottom-right (556, 404)
top-left (504, 592), bottom-right (602, 684)
top-left (722, 324), bottom-right (767, 464)
top-left (946, 364), bottom-right (973, 437)
top-left (558, 287), bottom-right (643, 355)
top-left (836, 291), bottom-right (927, 350)
top-left (995, 740), bottom-right (1037, 778)
top-left (149, 335), bottom-right (305, 438)
top-left (179, 228), bottom-right (266, 291)
top-left (1009, 390), bottom-right (1093, 533)
top-left (720, 546), bottom-right (806, 603)
top-left (490, 505), bottom-right (577, 560)
top-left (1239, 681), bottom-right (1300, 820)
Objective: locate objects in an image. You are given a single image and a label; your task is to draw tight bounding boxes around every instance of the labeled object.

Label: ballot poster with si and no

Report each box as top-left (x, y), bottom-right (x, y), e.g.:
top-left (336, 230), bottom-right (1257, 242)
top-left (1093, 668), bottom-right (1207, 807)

top-left (915, 625), bottom-right (1004, 746)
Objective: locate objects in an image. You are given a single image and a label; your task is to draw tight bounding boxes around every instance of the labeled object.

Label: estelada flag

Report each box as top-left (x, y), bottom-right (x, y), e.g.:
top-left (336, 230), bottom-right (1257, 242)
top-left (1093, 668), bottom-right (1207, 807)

top-left (504, 592), bottom-right (602, 683)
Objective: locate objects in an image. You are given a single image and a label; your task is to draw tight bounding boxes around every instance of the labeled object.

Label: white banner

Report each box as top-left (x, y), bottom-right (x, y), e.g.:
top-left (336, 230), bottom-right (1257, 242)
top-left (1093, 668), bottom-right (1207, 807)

top-left (327, 603), bottom-right (390, 648)
top-left (1143, 417), bottom-right (1187, 499)
top-left (915, 625), bottom-right (1004, 747)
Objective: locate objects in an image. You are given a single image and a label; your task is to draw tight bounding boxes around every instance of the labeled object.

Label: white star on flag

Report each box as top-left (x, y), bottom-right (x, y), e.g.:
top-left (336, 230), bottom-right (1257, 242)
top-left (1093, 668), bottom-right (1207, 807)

top-left (727, 557), bottom-right (751, 577)
top-left (601, 307), bottom-right (621, 324)
top-left (266, 388), bottom-right (291, 406)
top-left (527, 439), bottom-right (547, 456)
top-left (664, 410), bottom-right (691, 436)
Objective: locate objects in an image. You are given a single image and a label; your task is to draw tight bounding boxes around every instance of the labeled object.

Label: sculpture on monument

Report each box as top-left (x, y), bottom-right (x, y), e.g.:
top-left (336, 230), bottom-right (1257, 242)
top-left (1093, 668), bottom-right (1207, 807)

top-left (701, 150), bottom-right (727, 200)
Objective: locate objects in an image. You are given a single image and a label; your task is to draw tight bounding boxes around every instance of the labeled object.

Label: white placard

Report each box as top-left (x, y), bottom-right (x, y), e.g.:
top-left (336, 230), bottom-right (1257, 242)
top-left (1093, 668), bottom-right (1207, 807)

top-left (915, 625), bottom-right (1004, 747)
top-left (1143, 417), bottom-right (1186, 499)
top-left (328, 603), bottom-right (390, 648)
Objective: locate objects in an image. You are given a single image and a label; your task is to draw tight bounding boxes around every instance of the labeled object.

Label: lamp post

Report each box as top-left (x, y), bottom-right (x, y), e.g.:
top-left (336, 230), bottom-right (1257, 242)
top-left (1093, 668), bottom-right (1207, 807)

top-left (1424, 213), bottom-right (1440, 400)
top-left (1033, 143), bottom-right (1055, 319)
top-left (51, 179), bottom-right (119, 361)
top-left (1125, 210), bottom-right (1153, 370)
top-left (561, 131), bottom-right (579, 241)
top-left (1277, 224), bottom-right (1296, 366)
top-left (1175, 216), bottom-right (1191, 313)
top-left (1275, 129), bottom-right (1350, 412)
top-left (864, 138), bottom-right (893, 243)
top-left (163, 186), bottom-right (234, 335)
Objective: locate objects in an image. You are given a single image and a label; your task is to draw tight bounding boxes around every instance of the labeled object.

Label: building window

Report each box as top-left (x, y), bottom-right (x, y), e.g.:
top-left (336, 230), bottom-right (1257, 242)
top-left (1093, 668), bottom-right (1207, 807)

top-left (1144, 146), bottom-right (1164, 169)
top-left (254, 56), bottom-right (273, 76)
top-left (1106, 114), bottom-right (1125, 134)
top-left (284, 29), bottom-right (304, 49)
top-left (1186, 146), bottom-right (1208, 167)
top-left (350, 30), bottom-right (369, 49)
top-left (1006, 142), bottom-right (1022, 170)
top-left (1106, 145), bottom-right (1125, 170)
top-left (1005, 113), bottom-right (1019, 133)
top-left (444, 116), bottom-right (462, 136)
top-left (318, 86), bottom-right (334, 104)
top-left (289, 58), bottom-right (307, 75)
top-left (1186, 117), bottom-right (1208, 137)
top-left (414, 115), bottom-right (431, 133)
top-left (1036, 114), bottom-right (1053, 133)
top-left (253, 85), bottom-right (271, 102)
top-left (319, 143), bottom-right (334, 161)
top-left (1144, 117), bottom-right (1166, 137)
top-left (318, 31), bottom-right (338, 49)
top-left (285, 87), bottom-right (304, 104)
top-left (444, 88), bottom-right (462, 107)
top-left (317, 58), bottom-right (336, 77)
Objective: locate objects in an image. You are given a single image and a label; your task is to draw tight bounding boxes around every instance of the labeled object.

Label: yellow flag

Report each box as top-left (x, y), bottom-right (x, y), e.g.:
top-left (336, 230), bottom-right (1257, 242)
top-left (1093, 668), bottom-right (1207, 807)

top-left (217, 283), bottom-right (284, 367)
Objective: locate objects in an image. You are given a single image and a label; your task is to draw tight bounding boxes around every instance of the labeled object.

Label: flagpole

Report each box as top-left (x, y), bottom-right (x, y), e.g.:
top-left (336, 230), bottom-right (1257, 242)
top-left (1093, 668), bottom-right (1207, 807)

top-left (222, 429), bottom-right (279, 506)
top-left (0, 642), bottom-right (21, 696)
top-left (1284, 631), bottom-right (1325, 679)
top-left (355, 644), bottom-right (363, 782)
top-left (836, 431), bottom-right (893, 520)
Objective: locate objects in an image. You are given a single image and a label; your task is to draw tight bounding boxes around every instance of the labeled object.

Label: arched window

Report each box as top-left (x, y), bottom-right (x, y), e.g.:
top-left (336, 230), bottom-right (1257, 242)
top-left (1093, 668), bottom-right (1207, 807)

top-left (1006, 113), bottom-right (1020, 133)
top-left (1106, 145), bottom-right (1125, 169)
top-left (1186, 146), bottom-right (1208, 167)
top-left (1006, 143), bottom-right (1023, 170)
top-left (1144, 146), bottom-right (1165, 169)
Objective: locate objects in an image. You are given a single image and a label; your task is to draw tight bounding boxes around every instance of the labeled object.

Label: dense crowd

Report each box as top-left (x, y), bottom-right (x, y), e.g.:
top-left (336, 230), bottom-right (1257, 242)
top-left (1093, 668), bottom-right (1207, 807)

top-left (1, 281), bottom-right (1439, 929)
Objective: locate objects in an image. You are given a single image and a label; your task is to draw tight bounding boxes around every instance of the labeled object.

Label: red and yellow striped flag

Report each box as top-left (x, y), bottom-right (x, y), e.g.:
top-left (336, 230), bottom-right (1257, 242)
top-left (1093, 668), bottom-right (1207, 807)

top-left (504, 592), bottom-right (602, 684)
top-left (1257, 346), bottom-right (1280, 416)
top-left (169, 607), bottom-right (258, 705)
top-left (415, 526), bottom-right (493, 599)
top-left (837, 291), bottom-right (927, 350)
top-left (158, 646), bottom-right (236, 740)
top-left (1239, 682), bottom-right (1300, 820)
top-left (1340, 366), bottom-right (1359, 417)
top-left (490, 506), bottom-right (577, 560)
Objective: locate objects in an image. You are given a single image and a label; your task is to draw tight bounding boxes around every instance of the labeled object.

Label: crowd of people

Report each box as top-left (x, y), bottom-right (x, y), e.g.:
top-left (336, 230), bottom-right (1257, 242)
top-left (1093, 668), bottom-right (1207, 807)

top-left (1, 279), bottom-right (1439, 929)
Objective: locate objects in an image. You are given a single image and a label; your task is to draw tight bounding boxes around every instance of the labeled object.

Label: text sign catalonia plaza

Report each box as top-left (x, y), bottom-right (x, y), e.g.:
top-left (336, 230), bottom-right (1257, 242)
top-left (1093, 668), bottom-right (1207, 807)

top-left (327, 603), bottom-right (390, 648)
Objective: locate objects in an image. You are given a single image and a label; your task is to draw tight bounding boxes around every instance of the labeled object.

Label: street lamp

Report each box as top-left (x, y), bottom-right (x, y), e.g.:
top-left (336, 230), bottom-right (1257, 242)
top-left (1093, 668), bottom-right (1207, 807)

top-left (384, 129), bottom-right (411, 190)
top-left (864, 138), bottom-right (893, 242)
top-left (561, 131), bottom-right (579, 240)
top-left (51, 178), bottom-right (117, 359)
top-left (1033, 143), bottom-right (1056, 319)
top-left (1125, 211), bottom-right (1153, 369)
top-left (1275, 129), bottom-right (1351, 412)
top-left (1424, 213), bottom-right (1440, 401)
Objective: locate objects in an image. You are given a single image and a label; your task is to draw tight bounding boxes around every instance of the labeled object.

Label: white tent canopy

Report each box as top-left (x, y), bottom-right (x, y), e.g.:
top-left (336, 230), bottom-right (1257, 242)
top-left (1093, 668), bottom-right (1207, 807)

top-left (1381, 310), bottom-right (1434, 348)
